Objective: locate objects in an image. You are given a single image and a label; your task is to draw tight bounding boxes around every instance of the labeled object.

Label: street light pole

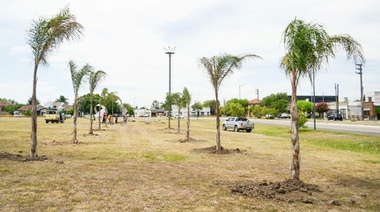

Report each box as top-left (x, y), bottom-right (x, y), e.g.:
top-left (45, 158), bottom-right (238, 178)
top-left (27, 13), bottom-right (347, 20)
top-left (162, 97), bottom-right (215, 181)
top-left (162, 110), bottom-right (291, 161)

top-left (165, 46), bottom-right (175, 128)
top-left (239, 84), bottom-right (245, 99)
top-left (356, 63), bottom-right (364, 120)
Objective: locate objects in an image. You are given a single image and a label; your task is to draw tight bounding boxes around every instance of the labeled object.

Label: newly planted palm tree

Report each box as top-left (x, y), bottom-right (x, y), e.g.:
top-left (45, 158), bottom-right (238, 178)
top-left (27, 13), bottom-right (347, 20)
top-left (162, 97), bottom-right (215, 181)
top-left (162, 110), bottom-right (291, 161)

top-left (88, 70), bottom-right (107, 134)
top-left (69, 61), bottom-right (90, 143)
top-left (171, 92), bottom-right (183, 134)
top-left (108, 92), bottom-right (121, 115)
top-left (182, 87), bottom-right (192, 140)
top-left (281, 18), bottom-right (364, 180)
top-left (27, 6), bottom-right (83, 157)
top-left (199, 53), bottom-right (261, 154)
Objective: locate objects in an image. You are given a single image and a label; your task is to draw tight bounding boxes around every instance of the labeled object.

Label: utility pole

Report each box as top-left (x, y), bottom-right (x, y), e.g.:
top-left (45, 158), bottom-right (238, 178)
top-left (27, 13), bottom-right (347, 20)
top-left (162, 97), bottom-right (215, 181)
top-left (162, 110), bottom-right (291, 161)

top-left (335, 83), bottom-right (339, 115)
top-left (356, 63), bottom-right (364, 120)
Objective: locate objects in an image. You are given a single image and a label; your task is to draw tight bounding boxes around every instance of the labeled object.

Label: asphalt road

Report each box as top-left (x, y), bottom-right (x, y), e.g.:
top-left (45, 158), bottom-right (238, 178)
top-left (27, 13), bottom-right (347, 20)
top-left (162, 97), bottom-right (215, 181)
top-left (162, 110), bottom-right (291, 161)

top-left (251, 119), bottom-right (380, 136)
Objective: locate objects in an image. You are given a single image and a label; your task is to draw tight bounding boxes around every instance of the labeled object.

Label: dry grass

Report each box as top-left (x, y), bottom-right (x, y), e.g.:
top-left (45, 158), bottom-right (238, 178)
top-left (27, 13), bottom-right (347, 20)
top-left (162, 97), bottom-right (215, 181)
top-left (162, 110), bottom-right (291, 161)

top-left (0, 117), bottom-right (379, 211)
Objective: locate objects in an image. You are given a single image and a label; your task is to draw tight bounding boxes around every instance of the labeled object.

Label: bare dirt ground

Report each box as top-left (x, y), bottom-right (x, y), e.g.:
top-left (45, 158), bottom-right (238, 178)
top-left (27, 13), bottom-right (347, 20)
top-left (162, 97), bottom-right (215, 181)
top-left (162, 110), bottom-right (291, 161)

top-left (1, 117), bottom-right (379, 211)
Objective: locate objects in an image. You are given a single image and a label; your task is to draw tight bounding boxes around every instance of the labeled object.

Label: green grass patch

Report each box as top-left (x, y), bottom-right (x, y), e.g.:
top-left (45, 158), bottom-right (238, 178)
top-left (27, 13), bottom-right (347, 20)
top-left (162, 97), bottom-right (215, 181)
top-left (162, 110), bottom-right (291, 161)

top-left (253, 124), bottom-right (380, 155)
top-left (254, 125), bottom-right (290, 136)
top-left (163, 153), bottom-right (187, 162)
top-left (0, 167), bottom-right (9, 173)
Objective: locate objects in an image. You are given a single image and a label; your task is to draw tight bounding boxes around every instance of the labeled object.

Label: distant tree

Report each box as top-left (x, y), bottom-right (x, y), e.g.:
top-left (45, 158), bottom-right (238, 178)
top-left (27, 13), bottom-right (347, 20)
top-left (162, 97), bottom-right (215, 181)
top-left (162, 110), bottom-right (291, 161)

top-left (228, 98), bottom-right (249, 108)
top-left (151, 100), bottom-right (161, 110)
top-left (250, 105), bottom-right (262, 118)
top-left (203, 100), bottom-right (216, 115)
top-left (108, 92), bottom-right (121, 115)
top-left (280, 18), bottom-right (364, 180)
top-left (4, 103), bottom-right (24, 115)
top-left (316, 102), bottom-right (329, 118)
top-left (27, 6), bottom-right (83, 157)
top-left (88, 70), bottom-right (106, 133)
top-left (375, 106), bottom-right (380, 120)
top-left (69, 60), bottom-right (90, 143)
top-left (224, 102), bottom-right (245, 116)
top-left (259, 93), bottom-right (289, 113)
top-left (182, 87), bottom-right (192, 140)
top-left (191, 102), bottom-right (203, 119)
top-left (199, 53), bottom-right (261, 154)
top-left (122, 103), bottom-right (134, 116)
top-left (192, 102), bottom-right (203, 111)
top-left (260, 107), bottom-right (278, 118)
top-left (226, 98), bottom-right (248, 116)
top-left (66, 108), bottom-right (73, 115)
top-left (56, 95), bottom-right (69, 104)
top-left (77, 93), bottom-right (100, 115)
top-left (297, 100), bottom-right (313, 113)
top-left (27, 97), bottom-right (40, 105)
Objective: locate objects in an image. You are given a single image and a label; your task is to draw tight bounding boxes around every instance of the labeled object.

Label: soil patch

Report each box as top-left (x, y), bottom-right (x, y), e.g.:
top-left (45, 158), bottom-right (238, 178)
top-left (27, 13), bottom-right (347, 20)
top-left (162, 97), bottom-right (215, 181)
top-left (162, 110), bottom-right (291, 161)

top-left (228, 179), bottom-right (322, 204)
top-left (178, 137), bottom-right (206, 143)
top-left (0, 152), bottom-right (48, 162)
top-left (193, 146), bottom-right (245, 154)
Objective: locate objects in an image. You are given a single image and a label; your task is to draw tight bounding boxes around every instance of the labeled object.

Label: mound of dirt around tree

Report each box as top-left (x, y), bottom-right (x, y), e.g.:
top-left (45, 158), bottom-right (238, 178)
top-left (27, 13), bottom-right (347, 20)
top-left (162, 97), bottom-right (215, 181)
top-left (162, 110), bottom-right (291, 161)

top-left (0, 152), bottom-right (48, 162)
top-left (230, 179), bottom-right (322, 204)
top-left (193, 146), bottom-right (244, 154)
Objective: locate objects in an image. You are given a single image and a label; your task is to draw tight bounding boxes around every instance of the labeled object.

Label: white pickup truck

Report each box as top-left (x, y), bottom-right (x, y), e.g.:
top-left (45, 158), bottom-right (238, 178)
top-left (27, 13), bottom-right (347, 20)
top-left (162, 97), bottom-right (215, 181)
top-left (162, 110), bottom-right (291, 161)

top-left (222, 117), bottom-right (254, 133)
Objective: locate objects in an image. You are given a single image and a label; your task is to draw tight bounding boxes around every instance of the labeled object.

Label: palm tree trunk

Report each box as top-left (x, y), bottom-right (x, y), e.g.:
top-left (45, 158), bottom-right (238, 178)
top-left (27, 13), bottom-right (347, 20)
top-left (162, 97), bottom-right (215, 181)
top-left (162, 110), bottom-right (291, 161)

top-left (177, 108), bottom-right (181, 133)
top-left (186, 104), bottom-right (190, 139)
top-left (290, 70), bottom-right (300, 180)
top-left (98, 113), bottom-right (101, 130)
top-left (30, 65), bottom-right (38, 158)
top-left (73, 96), bottom-right (78, 143)
top-left (89, 96), bottom-right (93, 134)
top-left (215, 90), bottom-right (221, 154)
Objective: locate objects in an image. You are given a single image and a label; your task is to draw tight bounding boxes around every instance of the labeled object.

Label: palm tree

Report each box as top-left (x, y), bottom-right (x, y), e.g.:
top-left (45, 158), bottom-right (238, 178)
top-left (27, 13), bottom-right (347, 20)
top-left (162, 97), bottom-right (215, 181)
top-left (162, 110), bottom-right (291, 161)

top-left (27, 6), bottom-right (83, 157)
top-left (100, 88), bottom-right (111, 127)
top-left (182, 87), bottom-right (192, 140)
top-left (171, 92), bottom-right (183, 134)
top-left (69, 61), bottom-right (90, 143)
top-left (198, 53), bottom-right (261, 154)
top-left (55, 95), bottom-right (69, 104)
top-left (108, 92), bottom-right (121, 115)
top-left (280, 18), bottom-right (364, 180)
top-left (88, 70), bottom-right (107, 134)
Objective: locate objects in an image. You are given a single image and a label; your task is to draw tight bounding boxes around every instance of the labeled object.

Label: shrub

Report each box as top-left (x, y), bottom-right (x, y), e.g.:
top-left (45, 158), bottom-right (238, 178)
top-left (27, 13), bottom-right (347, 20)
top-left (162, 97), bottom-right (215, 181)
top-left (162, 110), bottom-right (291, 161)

top-left (298, 112), bottom-right (308, 128)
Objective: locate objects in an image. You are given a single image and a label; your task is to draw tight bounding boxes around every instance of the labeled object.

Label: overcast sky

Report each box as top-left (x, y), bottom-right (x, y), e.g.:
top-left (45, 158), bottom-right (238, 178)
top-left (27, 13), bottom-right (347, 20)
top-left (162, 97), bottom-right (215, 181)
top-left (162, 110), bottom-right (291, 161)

top-left (1, 0), bottom-right (379, 108)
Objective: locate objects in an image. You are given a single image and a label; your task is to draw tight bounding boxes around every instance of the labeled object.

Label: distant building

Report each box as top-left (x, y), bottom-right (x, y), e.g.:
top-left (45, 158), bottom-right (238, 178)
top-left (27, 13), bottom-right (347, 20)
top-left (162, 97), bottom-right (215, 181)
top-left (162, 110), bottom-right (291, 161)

top-left (365, 91), bottom-right (380, 106)
top-left (44, 102), bottom-right (72, 111)
top-left (17, 105), bottom-right (46, 115)
top-left (170, 105), bottom-right (210, 117)
top-left (248, 98), bottom-right (260, 107)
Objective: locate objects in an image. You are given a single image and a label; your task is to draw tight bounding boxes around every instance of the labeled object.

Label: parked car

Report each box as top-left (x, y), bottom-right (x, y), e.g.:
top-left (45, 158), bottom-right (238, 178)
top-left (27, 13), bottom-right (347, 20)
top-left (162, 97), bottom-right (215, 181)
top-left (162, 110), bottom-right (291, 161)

top-left (175, 115), bottom-right (184, 119)
top-left (280, 113), bottom-right (291, 119)
top-left (327, 113), bottom-right (343, 121)
top-left (265, 114), bottom-right (274, 119)
top-left (222, 117), bottom-right (254, 133)
top-left (139, 113), bottom-right (149, 117)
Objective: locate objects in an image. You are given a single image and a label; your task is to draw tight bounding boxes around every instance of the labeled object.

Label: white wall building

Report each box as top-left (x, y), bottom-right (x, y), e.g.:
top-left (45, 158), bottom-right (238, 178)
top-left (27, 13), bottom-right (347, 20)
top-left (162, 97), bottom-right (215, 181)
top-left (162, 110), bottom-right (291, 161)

top-left (171, 105), bottom-right (211, 117)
